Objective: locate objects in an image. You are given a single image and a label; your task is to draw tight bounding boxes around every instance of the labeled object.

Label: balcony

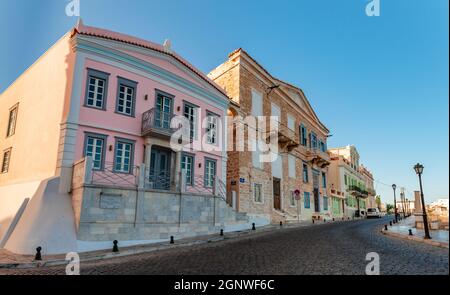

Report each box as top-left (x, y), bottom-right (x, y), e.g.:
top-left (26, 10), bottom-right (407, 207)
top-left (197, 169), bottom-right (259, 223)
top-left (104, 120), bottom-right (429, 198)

top-left (141, 108), bottom-right (177, 139)
top-left (266, 121), bottom-right (299, 151)
top-left (367, 187), bottom-right (376, 196)
top-left (305, 147), bottom-right (330, 168)
top-left (348, 185), bottom-right (369, 198)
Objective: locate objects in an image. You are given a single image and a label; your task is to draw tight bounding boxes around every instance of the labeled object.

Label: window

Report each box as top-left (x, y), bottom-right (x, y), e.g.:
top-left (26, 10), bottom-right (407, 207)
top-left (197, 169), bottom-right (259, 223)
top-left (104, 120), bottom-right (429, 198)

top-left (304, 192), bottom-right (311, 209)
top-left (271, 103), bottom-right (281, 123)
top-left (206, 112), bottom-right (219, 145)
top-left (114, 138), bottom-right (134, 173)
top-left (251, 89), bottom-right (263, 117)
top-left (287, 115), bottom-right (295, 131)
top-left (183, 102), bottom-right (198, 140)
top-left (303, 163), bottom-right (309, 183)
top-left (84, 133), bottom-right (107, 170)
top-left (7, 104), bottom-right (18, 137)
top-left (322, 172), bottom-right (327, 188)
top-left (204, 158), bottom-right (216, 188)
top-left (300, 124), bottom-right (307, 146)
top-left (181, 154), bottom-right (194, 186)
top-left (319, 140), bottom-right (326, 152)
top-left (251, 140), bottom-right (264, 169)
top-left (85, 69), bottom-right (109, 109)
top-left (116, 77), bottom-right (137, 116)
top-left (254, 183), bottom-right (263, 203)
top-left (323, 196), bottom-right (328, 210)
top-left (288, 154), bottom-right (296, 178)
top-left (290, 191), bottom-right (296, 207)
top-left (310, 132), bottom-right (318, 149)
top-left (155, 91), bottom-right (173, 129)
top-left (1, 148), bottom-right (12, 173)
top-left (344, 174), bottom-right (348, 185)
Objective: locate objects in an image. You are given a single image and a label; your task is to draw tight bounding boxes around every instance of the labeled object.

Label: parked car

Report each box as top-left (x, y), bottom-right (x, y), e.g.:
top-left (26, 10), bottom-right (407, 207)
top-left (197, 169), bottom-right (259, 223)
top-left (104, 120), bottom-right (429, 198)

top-left (366, 208), bottom-right (382, 218)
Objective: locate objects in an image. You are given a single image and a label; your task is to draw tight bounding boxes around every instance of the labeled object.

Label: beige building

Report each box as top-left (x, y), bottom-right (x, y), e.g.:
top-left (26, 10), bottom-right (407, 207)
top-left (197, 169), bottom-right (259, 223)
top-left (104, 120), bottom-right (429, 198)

top-left (328, 145), bottom-right (375, 218)
top-left (209, 49), bottom-right (331, 224)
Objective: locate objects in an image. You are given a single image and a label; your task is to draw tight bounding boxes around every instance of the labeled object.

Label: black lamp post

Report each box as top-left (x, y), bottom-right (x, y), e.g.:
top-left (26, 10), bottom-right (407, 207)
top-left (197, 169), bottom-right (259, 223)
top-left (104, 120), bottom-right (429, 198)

top-left (392, 184), bottom-right (397, 222)
top-left (414, 163), bottom-right (431, 239)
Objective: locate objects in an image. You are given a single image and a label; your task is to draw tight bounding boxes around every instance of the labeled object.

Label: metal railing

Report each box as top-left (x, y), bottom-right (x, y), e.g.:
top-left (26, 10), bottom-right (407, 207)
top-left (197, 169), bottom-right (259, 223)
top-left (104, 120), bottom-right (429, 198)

top-left (145, 168), bottom-right (172, 190)
top-left (91, 162), bottom-right (139, 188)
top-left (141, 108), bottom-right (178, 136)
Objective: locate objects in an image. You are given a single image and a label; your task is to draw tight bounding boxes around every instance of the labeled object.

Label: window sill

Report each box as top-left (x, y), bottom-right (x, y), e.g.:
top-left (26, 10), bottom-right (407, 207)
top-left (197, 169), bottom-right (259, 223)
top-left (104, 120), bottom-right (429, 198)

top-left (83, 104), bottom-right (107, 111)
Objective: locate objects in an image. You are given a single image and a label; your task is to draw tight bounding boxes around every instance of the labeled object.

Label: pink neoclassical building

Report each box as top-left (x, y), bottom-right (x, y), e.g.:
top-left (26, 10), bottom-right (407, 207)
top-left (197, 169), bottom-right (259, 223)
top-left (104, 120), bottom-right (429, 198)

top-left (0, 21), bottom-right (247, 255)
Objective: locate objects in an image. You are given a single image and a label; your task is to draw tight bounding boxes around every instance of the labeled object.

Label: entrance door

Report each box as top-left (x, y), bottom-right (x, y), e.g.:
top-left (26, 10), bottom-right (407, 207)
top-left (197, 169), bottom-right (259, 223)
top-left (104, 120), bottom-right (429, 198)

top-left (149, 147), bottom-right (171, 190)
top-left (313, 188), bottom-right (320, 212)
top-left (273, 177), bottom-right (281, 210)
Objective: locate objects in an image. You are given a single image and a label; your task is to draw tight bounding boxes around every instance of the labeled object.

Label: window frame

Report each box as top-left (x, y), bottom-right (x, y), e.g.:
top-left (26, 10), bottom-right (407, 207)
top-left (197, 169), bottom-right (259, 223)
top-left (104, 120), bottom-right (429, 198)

top-left (181, 152), bottom-right (195, 186)
top-left (6, 103), bottom-right (19, 138)
top-left (113, 137), bottom-right (135, 174)
top-left (204, 157), bottom-right (217, 188)
top-left (302, 163), bottom-right (309, 183)
top-left (253, 182), bottom-right (263, 203)
top-left (288, 154), bottom-right (296, 178)
top-left (323, 196), bottom-right (329, 211)
top-left (322, 172), bottom-right (327, 188)
top-left (304, 192), bottom-right (311, 209)
top-left (206, 111), bottom-right (220, 146)
top-left (183, 101), bottom-right (199, 141)
top-left (84, 68), bottom-right (110, 110)
top-left (83, 132), bottom-right (108, 171)
top-left (290, 191), bottom-right (296, 207)
top-left (300, 124), bottom-right (307, 146)
top-left (1, 148), bottom-right (12, 174)
top-left (115, 76), bottom-right (138, 117)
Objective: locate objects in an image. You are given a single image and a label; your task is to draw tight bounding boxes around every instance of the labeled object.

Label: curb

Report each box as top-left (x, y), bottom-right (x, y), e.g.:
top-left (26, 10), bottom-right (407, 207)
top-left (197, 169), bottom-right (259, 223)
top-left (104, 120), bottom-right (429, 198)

top-left (380, 227), bottom-right (449, 249)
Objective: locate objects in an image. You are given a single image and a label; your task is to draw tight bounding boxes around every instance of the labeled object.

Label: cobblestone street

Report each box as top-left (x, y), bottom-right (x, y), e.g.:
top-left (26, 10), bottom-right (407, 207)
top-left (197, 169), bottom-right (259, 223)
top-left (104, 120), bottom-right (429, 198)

top-left (1, 217), bottom-right (448, 275)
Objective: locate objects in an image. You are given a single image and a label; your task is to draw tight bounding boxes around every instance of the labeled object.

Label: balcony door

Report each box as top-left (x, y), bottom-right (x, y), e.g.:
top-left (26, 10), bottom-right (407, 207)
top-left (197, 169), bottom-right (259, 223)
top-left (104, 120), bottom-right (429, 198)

top-left (149, 147), bottom-right (171, 190)
top-left (155, 93), bottom-right (173, 129)
top-left (313, 170), bottom-right (320, 212)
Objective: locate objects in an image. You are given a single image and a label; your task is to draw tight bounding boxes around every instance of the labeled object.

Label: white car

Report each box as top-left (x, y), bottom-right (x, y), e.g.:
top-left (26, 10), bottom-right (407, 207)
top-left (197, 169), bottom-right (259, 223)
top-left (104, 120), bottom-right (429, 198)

top-left (366, 208), bottom-right (382, 218)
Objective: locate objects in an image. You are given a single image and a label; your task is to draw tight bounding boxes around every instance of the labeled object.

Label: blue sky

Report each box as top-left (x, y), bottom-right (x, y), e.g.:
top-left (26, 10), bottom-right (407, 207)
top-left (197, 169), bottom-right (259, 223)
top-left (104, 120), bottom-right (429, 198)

top-left (0, 0), bottom-right (448, 204)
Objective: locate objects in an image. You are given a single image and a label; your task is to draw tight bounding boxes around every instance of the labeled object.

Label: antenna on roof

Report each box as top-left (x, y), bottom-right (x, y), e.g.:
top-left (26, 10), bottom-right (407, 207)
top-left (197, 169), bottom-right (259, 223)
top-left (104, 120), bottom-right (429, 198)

top-left (163, 39), bottom-right (172, 53)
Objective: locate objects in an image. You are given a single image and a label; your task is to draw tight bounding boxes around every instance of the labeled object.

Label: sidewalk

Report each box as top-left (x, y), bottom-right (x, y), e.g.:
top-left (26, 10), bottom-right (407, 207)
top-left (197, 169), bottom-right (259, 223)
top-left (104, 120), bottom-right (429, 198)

top-left (0, 219), bottom-right (321, 269)
top-left (381, 216), bottom-right (449, 248)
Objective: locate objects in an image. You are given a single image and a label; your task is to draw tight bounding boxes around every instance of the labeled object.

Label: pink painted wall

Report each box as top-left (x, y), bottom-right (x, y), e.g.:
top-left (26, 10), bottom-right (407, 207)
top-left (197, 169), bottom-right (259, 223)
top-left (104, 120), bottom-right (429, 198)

top-left (74, 58), bottom-right (225, 178)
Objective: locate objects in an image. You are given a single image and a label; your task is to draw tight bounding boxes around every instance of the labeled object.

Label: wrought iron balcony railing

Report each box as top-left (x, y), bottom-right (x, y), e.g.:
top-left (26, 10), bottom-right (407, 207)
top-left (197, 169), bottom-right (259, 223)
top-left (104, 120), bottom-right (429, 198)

top-left (141, 108), bottom-right (178, 138)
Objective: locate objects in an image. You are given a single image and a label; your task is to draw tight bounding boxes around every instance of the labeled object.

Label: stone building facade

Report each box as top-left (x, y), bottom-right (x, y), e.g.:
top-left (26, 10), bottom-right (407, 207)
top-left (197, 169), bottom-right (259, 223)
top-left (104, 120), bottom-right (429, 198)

top-left (209, 49), bottom-right (331, 224)
top-left (328, 145), bottom-right (376, 218)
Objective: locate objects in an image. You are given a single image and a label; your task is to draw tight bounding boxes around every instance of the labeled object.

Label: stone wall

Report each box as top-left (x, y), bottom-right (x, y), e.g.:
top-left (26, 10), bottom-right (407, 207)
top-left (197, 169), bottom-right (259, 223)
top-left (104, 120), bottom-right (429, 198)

top-left (75, 185), bottom-right (248, 241)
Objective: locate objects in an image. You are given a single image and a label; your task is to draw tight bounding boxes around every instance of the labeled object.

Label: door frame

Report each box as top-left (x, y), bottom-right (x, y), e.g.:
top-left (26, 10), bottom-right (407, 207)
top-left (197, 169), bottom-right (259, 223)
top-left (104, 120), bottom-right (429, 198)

top-left (273, 177), bottom-right (281, 210)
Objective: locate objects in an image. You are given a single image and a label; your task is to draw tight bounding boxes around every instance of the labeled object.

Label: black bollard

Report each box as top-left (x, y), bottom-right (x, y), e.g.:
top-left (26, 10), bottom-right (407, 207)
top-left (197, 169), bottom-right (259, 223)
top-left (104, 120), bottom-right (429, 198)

top-left (170, 236), bottom-right (174, 244)
top-left (35, 246), bottom-right (42, 261)
top-left (409, 229), bottom-right (413, 236)
top-left (384, 225), bottom-right (388, 231)
top-left (112, 240), bottom-right (119, 252)
top-left (312, 218), bottom-right (315, 224)
top-left (389, 221), bottom-right (392, 226)
top-left (220, 229), bottom-right (224, 236)
top-left (252, 223), bottom-right (256, 230)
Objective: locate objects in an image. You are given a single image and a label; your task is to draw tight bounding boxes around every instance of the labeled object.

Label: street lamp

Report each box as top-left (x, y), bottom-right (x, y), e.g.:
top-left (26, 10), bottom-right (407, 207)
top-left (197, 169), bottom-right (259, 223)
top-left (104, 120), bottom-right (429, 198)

top-left (392, 184), bottom-right (398, 222)
top-left (414, 163), bottom-right (431, 239)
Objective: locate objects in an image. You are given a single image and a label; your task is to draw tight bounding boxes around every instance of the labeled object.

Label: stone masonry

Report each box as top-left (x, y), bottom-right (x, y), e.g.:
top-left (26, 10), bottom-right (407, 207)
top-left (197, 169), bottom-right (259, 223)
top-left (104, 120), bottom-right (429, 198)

top-left (209, 49), bottom-right (331, 224)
